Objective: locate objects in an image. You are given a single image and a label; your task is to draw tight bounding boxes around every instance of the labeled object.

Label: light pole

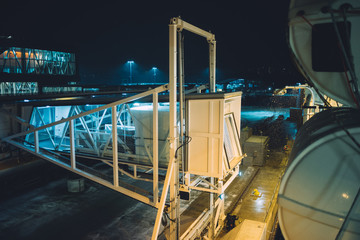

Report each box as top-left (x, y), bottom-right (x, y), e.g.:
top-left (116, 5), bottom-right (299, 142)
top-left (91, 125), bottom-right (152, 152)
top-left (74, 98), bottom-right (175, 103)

top-left (152, 67), bottom-right (157, 83)
top-left (127, 60), bottom-right (134, 84)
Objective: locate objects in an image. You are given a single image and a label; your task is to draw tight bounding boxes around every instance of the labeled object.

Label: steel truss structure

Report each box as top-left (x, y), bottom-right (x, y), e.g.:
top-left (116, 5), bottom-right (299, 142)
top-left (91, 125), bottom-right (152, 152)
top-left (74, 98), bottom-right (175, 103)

top-left (4, 84), bottom-right (169, 207)
top-left (2, 18), bottom-right (242, 240)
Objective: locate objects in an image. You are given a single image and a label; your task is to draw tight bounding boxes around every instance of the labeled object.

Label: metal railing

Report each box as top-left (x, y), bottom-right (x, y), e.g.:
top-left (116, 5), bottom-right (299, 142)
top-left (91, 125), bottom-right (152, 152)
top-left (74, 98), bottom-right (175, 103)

top-left (3, 84), bottom-right (169, 207)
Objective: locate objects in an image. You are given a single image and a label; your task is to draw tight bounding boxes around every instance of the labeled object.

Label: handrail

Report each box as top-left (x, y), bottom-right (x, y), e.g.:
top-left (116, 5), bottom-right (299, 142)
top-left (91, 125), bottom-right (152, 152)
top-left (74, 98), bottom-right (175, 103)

top-left (2, 84), bottom-right (168, 141)
top-left (2, 83), bottom-right (170, 209)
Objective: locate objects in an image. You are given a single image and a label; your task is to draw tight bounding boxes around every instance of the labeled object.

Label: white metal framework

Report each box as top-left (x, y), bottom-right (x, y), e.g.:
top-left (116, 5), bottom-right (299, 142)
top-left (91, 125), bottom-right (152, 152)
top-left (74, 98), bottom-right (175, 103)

top-left (3, 85), bottom-right (169, 207)
top-left (2, 18), bottom-right (243, 240)
top-left (156, 17), bottom-right (219, 240)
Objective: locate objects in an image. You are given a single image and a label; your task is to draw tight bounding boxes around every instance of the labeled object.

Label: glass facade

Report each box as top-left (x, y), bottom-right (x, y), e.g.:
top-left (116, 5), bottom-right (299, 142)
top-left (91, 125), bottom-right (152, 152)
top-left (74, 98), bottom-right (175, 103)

top-left (0, 82), bottom-right (38, 94)
top-left (0, 47), bottom-right (76, 76)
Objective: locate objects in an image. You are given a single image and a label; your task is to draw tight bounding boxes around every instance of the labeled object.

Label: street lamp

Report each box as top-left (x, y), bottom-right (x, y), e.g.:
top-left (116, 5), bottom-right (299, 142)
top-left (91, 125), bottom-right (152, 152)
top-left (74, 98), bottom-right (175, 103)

top-left (152, 67), bottom-right (157, 83)
top-left (127, 60), bottom-right (134, 84)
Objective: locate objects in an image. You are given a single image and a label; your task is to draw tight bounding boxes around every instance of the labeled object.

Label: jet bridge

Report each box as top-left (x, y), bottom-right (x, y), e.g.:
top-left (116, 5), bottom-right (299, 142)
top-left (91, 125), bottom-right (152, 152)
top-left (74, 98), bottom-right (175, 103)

top-left (2, 17), bottom-right (244, 240)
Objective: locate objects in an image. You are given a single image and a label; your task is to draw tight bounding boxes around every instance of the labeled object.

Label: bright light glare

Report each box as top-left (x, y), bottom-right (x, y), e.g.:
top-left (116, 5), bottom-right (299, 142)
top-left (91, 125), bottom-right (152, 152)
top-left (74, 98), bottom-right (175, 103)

top-left (127, 60), bottom-right (134, 64)
top-left (342, 193), bottom-right (349, 199)
top-left (152, 67), bottom-right (157, 70)
top-left (241, 107), bottom-right (290, 122)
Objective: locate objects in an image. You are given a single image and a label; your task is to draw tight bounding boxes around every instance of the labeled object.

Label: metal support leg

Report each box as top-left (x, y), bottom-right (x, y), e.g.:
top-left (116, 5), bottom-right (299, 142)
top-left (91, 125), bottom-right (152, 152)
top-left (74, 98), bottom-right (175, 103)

top-left (209, 40), bottom-right (216, 93)
top-left (152, 156), bottom-right (175, 240)
top-left (34, 130), bottom-right (39, 153)
top-left (215, 180), bottom-right (225, 235)
top-left (69, 119), bottom-right (76, 169)
top-left (178, 30), bottom-right (186, 185)
top-left (169, 21), bottom-right (179, 240)
top-left (153, 93), bottom-right (159, 205)
top-left (112, 106), bottom-right (119, 187)
top-left (209, 177), bottom-right (215, 239)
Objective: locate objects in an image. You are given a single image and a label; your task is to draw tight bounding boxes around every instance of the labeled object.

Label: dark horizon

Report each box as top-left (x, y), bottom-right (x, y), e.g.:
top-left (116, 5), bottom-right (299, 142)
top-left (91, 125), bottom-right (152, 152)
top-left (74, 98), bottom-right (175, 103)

top-left (1, 0), bottom-right (304, 88)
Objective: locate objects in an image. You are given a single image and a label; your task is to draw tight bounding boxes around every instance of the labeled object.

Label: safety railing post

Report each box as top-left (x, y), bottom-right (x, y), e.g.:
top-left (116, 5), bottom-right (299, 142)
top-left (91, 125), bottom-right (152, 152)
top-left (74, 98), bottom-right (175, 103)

top-left (153, 93), bottom-right (159, 205)
top-left (69, 119), bottom-right (76, 169)
top-left (34, 130), bottom-right (39, 153)
top-left (112, 106), bottom-right (119, 187)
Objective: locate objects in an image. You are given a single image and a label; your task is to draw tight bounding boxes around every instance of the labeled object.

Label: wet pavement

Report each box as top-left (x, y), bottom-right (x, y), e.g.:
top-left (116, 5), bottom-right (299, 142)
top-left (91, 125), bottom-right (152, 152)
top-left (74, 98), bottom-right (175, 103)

top-left (0, 173), bottom-right (158, 240)
top-left (0, 106), bottom-right (294, 239)
top-left (218, 147), bottom-right (290, 240)
top-left (0, 149), bottom-right (288, 240)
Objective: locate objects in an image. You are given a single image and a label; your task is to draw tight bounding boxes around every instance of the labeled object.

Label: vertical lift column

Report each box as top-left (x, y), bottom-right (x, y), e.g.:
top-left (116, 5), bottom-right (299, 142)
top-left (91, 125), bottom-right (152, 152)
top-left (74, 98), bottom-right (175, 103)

top-left (169, 17), bottom-right (216, 240)
top-left (152, 17), bottom-right (216, 240)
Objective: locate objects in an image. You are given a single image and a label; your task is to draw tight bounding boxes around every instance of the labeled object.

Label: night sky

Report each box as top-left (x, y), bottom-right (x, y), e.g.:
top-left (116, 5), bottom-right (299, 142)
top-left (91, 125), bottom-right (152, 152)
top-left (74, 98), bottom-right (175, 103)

top-left (2, 0), bottom-right (303, 87)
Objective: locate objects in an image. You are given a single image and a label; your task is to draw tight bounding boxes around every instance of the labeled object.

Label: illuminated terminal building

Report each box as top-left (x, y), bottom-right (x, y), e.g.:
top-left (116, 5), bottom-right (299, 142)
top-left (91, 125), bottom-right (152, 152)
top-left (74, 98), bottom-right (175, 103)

top-left (0, 38), bottom-right (80, 95)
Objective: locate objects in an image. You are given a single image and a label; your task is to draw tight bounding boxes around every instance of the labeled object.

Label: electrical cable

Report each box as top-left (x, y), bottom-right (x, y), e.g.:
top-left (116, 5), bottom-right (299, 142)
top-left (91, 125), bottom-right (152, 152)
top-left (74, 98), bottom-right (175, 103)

top-left (165, 212), bottom-right (176, 223)
top-left (291, 13), bottom-right (360, 149)
top-left (175, 135), bottom-right (192, 159)
top-left (337, 41), bottom-right (360, 108)
top-left (331, 108), bottom-right (360, 150)
top-left (329, 7), bottom-right (360, 107)
top-left (175, 135), bottom-right (192, 185)
top-left (286, 25), bottom-right (331, 107)
top-left (339, 6), bottom-right (360, 108)
top-left (332, 111), bottom-right (360, 240)
top-left (300, 15), bottom-right (314, 28)
top-left (291, 9), bottom-right (360, 240)
top-left (341, 6), bottom-right (352, 51)
top-left (296, 13), bottom-right (353, 107)
top-left (294, 9), bottom-right (360, 108)
top-left (178, 32), bottom-right (187, 185)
